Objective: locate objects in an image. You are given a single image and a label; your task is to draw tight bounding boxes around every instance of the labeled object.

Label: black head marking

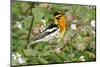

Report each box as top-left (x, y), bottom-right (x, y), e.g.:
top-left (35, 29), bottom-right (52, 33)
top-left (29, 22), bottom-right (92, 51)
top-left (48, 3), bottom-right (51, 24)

top-left (54, 11), bottom-right (64, 16)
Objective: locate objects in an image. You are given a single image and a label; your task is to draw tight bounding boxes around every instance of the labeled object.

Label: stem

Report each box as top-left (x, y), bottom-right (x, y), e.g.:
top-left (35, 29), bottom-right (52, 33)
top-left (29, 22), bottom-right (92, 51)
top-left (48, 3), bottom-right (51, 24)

top-left (60, 25), bottom-right (84, 51)
top-left (25, 17), bottom-right (34, 49)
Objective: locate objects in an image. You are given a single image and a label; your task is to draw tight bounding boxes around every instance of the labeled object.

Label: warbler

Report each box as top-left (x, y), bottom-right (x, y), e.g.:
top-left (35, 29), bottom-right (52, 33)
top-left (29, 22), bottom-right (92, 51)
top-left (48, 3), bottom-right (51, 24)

top-left (54, 11), bottom-right (67, 35)
top-left (28, 11), bottom-right (67, 46)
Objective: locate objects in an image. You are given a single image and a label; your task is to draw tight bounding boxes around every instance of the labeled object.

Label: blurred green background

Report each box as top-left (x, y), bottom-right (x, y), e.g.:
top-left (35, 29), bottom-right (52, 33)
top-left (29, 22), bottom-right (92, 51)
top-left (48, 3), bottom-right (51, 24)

top-left (11, 1), bottom-right (96, 66)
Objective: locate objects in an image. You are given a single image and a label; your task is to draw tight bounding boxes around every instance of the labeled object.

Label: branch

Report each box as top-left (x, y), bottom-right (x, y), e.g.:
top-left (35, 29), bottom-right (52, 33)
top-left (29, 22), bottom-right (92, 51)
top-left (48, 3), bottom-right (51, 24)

top-left (25, 17), bottom-right (34, 49)
top-left (60, 25), bottom-right (84, 51)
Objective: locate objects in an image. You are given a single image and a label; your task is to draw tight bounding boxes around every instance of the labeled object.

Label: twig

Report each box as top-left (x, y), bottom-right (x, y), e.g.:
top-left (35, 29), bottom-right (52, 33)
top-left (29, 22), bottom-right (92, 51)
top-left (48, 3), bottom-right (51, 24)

top-left (60, 25), bottom-right (84, 51)
top-left (25, 17), bottom-right (34, 49)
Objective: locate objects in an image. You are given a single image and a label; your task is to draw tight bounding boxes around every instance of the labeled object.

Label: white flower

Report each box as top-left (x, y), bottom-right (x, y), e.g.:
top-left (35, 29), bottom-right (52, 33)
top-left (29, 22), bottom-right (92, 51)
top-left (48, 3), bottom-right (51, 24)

top-left (41, 19), bottom-right (46, 27)
top-left (12, 53), bottom-right (17, 60)
top-left (28, 16), bottom-right (32, 18)
top-left (16, 52), bottom-right (21, 57)
top-left (39, 18), bottom-right (46, 32)
top-left (12, 52), bottom-right (25, 64)
top-left (40, 25), bottom-right (45, 32)
top-left (71, 24), bottom-right (77, 30)
top-left (16, 52), bottom-right (25, 64)
top-left (18, 56), bottom-right (25, 64)
top-left (16, 21), bottom-right (22, 30)
top-left (90, 20), bottom-right (95, 28)
top-left (79, 55), bottom-right (85, 61)
top-left (54, 48), bottom-right (61, 54)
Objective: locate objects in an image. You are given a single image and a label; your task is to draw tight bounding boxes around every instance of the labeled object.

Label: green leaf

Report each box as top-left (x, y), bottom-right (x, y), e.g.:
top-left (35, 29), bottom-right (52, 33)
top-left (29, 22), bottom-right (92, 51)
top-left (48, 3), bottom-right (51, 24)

top-left (51, 53), bottom-right (63, 63)
top-left (32, 7), bottom-right (45, 23)
top-left (83, 51), bottom-right (95, 61)
top-left (38, 57), bottom-right (49, 64)
top-left (23, 49), bottom-right (33, 57)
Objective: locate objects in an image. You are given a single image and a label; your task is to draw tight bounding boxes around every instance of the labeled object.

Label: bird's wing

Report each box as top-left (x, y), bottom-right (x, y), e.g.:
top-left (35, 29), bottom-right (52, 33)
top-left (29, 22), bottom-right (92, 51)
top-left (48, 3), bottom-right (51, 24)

top-left (34, 23), bottom-right (58, 41)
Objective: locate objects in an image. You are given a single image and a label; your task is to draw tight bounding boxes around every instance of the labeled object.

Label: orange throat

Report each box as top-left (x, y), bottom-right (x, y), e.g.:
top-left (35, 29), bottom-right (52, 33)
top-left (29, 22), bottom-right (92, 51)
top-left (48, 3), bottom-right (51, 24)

top-left (59, 15), bottom-right (67, 34)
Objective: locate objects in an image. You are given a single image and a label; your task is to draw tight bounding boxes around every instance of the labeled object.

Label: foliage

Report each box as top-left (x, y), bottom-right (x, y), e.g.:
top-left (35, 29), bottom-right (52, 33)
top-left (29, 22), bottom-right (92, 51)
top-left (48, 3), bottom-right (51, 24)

top-left (11, 1), bottom-right (96, 66)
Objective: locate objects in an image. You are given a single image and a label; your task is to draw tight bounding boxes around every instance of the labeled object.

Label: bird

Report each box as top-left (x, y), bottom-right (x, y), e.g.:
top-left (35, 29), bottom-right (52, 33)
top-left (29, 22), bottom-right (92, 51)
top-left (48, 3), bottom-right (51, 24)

top-left (27, 11), bottom-right (67, 48)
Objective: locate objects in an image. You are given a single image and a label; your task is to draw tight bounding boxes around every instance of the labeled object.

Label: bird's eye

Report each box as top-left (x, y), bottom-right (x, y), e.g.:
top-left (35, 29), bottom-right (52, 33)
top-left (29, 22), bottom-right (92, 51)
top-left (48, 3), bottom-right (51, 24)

top-left (56, 17), bottom-right (60, 20)
top-left (55, 14), bottom-right (63, 20)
